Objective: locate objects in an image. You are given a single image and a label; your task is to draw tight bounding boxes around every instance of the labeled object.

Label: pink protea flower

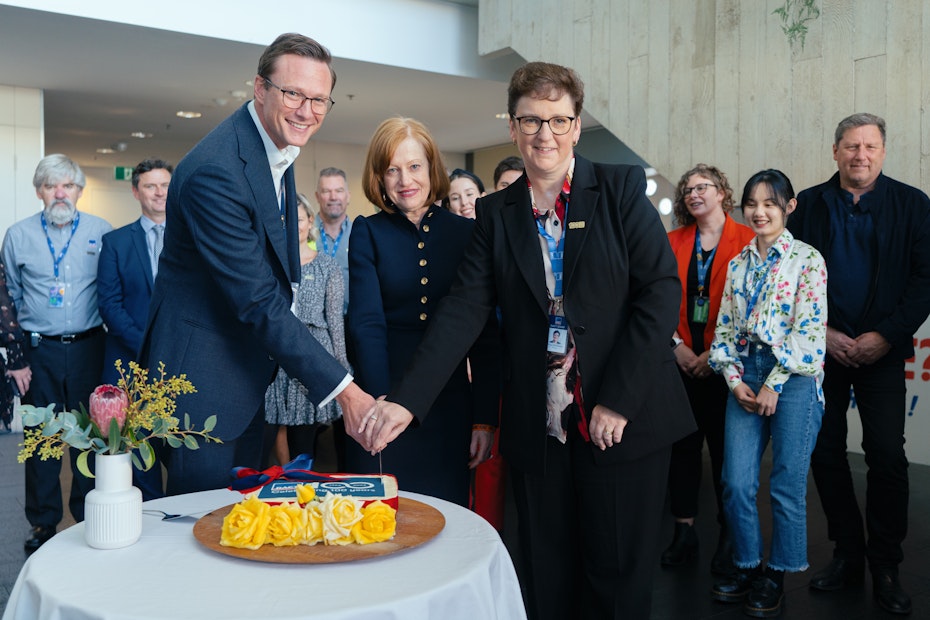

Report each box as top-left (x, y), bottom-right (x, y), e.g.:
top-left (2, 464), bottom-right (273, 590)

top-left (89, 385), bottom-right (129, 432)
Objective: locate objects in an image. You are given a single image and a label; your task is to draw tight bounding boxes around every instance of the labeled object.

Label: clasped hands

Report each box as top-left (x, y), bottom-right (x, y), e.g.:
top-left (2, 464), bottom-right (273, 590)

top-left (827, 327), bottom-right (890, 367)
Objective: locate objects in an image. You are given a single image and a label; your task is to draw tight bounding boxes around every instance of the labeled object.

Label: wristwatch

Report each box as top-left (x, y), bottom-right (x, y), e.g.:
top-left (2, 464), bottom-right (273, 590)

top-left (671, 336), bottom-right (684, 349)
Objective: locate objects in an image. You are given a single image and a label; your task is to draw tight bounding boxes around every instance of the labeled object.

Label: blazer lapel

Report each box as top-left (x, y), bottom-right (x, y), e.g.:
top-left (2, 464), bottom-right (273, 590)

top-left (500, 185), bottom-right (549, 315)
top-left (236, 111), bottom-right (290, 279)
top-left (563, 157), bottom-right (599, 291)
top-left (130, 220), bottom-right (154, 291)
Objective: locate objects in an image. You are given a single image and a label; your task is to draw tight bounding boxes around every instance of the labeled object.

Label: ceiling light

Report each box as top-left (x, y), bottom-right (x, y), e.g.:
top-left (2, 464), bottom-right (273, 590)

top-left (645, 179), bottom-right (658, 197)
top-left (176, 110), bottom-right (202, 119)
top-left (230, 90), bottom-right (248, 99)
top-left (96, 147), bottom-right (115, 154)
top-left (658, 198), bottom-right (673, 215)
top-left (130, 132), bottom-right (153, 139)
top-left (495, 113), bottom-right (509, 120)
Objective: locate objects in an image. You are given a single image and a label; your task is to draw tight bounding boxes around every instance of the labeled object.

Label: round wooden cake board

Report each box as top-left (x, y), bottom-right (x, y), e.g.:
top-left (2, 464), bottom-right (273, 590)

top-left (193, 497), bottom-right (445, 564)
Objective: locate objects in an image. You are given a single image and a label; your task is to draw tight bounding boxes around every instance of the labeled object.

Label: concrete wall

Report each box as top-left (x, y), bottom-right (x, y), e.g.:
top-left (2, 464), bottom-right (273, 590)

top-left (480, 0), bottom-right (929, 193)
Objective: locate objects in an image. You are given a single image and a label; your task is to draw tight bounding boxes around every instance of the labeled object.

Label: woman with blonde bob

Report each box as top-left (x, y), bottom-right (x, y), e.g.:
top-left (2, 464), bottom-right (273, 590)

top-left (346, 117), bottom-right (500, 505)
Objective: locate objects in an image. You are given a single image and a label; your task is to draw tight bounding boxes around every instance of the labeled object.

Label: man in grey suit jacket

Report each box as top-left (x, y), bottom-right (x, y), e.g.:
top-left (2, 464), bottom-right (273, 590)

top-left (140, 33), bottom-right (375, 495)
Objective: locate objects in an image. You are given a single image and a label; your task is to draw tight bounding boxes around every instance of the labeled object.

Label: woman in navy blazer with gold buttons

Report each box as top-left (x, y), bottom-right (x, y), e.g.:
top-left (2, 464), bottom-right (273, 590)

top-left (346, 117), bottom-right (500, 506)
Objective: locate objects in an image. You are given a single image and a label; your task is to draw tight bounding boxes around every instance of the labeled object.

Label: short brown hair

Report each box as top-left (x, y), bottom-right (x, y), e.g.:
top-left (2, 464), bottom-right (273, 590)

top-left (257, 33), bottom-right (336, 91)
top-left (362, 117), bottom-right (449, 213)
top-left (672, 164), bottom-right (736, 226)
top-left (508, 62), bottom-right (584, 117)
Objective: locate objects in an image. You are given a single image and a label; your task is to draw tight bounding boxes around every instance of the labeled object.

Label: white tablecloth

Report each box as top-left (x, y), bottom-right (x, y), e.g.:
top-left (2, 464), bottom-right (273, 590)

top-left (3, 489), bottom-right (526, 620)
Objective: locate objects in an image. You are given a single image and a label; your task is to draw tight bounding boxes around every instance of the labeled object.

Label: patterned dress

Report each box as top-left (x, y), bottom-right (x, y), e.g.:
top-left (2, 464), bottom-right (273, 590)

top-left (0, 259), bottom-right (28, 426)
top-left (264, 254), bottom-right (348, 425)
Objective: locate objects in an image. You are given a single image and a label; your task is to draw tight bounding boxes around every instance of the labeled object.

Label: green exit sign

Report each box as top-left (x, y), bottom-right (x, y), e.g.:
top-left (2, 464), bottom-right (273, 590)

top-left (114, 166), bottom-right (134, 181)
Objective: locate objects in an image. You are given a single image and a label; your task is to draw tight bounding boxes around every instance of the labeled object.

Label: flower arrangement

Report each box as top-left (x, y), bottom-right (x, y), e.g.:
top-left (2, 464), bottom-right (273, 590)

top-left (220, 484), bottom-right (397, 549)
top-left (17, 360), bottom-right (221, 478)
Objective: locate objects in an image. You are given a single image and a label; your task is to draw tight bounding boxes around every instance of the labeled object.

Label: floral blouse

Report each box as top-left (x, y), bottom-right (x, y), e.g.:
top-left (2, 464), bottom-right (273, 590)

top-left (709, 229), bottom-right (827, 401)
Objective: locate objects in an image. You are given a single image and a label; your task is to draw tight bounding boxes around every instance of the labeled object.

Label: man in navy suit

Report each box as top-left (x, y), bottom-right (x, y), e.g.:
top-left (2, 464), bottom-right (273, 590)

top-left (140, 33), bottom-right (376, 495)
top-left (99, 159), bottom-right (172, 384)
top-left (98, 158), bottom-right (172, 500)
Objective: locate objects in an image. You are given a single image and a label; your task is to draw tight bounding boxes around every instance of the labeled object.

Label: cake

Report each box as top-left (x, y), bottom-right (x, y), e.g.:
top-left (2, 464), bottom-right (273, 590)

top-left (220, 472), bottom-right (400, 548)
top-left (253, 473), bottom-right (399, 510)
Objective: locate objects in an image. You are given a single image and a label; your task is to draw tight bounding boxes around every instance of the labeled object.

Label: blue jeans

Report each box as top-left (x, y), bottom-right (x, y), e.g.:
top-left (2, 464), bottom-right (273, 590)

top-left (721, 344), bottom-right (824, 572)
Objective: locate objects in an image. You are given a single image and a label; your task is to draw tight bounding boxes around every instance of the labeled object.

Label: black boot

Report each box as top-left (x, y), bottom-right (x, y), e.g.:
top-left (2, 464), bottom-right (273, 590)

top-left (744, 568), bottom-right (784, 617)
top-left (711, 566), bottom-right (760, 603)
top-left (660, 521), bottom-right (698, 567)
top-left (711, 524), bottom-right (734, 575)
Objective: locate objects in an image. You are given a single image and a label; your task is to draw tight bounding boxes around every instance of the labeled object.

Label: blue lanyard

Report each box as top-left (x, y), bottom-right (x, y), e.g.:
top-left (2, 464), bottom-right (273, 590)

top-left (694, 227), bottom-right (717, 297)
top-left (534, 202), bottom-right (567, 298)
top-left (741, 247), bottom-right (780, 323)
top-left (318, 220), bottom-right (344, 258)
top-left (41, 212), bottom-right (80, 280)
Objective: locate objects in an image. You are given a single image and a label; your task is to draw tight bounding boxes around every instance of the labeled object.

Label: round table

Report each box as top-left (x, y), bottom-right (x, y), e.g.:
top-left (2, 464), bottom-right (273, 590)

top-left (3, 489), bottom-right (526, 620)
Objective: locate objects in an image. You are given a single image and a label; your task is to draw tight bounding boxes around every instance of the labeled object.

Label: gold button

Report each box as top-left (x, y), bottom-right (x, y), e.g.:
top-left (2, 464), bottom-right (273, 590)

top-left (419, 313), bottom-right (427, 321)
top-left (419, 259), bottom-right (427, 266)
top-left (420, 296), bottom-right (428, 304)
top-left (421, 277), bottom-right (429, 285)
top-left (423, 225), bottom-right (430, 232)
top-left (418, 242), bottom-right (425, 249)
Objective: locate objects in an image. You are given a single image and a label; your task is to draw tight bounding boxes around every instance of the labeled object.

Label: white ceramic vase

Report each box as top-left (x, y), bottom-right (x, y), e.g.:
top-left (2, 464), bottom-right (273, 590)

top-left (83, 452), bottom-right (143, 549)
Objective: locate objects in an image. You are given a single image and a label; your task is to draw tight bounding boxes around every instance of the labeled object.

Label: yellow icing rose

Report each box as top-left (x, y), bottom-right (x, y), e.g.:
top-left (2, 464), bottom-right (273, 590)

top-left (319, 493), bottom-right (363, 545)
top-left (303, 502), bottom-right (323, 546)
top-left (220, 495), bottom-right (271, 550)
top-left (352, 500), bottom-right (397, 544)
top-left (295, 483), bottom-right (316, 505)
top-left (266, 502), bottom-right (306, 547)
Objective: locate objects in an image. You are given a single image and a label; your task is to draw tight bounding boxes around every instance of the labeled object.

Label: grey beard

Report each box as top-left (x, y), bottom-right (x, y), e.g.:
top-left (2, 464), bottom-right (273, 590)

top-left (44, 202), bottom-right (76, 226)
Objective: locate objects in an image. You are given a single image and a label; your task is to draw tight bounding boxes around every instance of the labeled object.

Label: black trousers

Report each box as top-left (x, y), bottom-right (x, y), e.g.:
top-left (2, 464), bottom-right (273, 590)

top-left (811, 355), bottom-right (908, 569)
top-left (23, 332), bottom-right (104, 527)
top-left (511, 428), bottom-right (670, 620)
top-left (666, 371), bottom-right (729, 522)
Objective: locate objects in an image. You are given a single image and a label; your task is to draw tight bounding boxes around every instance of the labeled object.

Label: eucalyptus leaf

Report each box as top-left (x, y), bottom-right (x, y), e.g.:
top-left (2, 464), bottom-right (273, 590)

top-left (76, 451), bottom-right (94, 479)
top-left (165, 435), bottom-right (182, 449)
top-left (42, 418), bottom-right (63, 436)
top-left (184, 413), bottom-right (191, 430)
top-left (183, 435), bottom-right (199, 450)
top-left (203, 415), bottom-right (217, 433)
top-left (139, 441), bottom-right (156, 471)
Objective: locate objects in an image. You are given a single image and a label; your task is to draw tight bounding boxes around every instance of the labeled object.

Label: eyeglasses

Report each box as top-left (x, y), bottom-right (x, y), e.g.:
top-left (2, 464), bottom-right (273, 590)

top-left (683, 183), bottom-right (717, 196)
top-left (261, 76), bottom-right (335, 114)
top-left (512, 116), bottom-right (576, 135)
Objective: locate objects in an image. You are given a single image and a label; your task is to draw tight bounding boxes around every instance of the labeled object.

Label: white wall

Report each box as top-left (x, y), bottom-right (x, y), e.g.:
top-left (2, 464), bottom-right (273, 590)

top-left (0, 85), bottom-right (43, 238)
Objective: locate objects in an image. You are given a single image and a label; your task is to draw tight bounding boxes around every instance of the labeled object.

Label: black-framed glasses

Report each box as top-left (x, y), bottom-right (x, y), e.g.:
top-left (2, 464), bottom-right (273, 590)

top-left (512, 115), bottom-right (576, 135)
top-left (684, 183), bottom-right (716, 196)
top-left (261, 76), bottom-right (335, 114)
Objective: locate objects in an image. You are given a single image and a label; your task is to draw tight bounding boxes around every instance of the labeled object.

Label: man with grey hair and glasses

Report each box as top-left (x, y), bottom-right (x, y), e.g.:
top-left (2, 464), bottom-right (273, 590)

top-left (2, 153), bottom-right (112, 552)
top-left (790, 112), bottom-right (930, 615)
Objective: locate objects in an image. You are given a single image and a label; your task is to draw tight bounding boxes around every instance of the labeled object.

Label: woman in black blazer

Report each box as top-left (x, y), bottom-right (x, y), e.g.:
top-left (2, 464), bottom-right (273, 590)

top-left (367, 63), bottom-right (695, 619)
top-left (346, 117), bottom-right (499, 506)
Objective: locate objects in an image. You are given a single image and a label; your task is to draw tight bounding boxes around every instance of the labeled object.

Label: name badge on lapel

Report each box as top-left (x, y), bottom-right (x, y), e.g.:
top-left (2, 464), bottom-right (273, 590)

top-left (568, 221), bottom-right (585, 230)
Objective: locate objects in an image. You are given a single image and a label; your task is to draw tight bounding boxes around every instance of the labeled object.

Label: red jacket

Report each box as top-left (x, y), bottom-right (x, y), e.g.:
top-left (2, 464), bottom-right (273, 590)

top-left (667, 216), bottom-right (755, 351)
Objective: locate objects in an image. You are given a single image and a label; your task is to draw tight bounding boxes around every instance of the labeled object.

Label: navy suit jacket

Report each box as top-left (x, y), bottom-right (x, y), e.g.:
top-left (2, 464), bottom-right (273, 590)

top-left (389, 156), bottom-right (695, 474)
top-left (98, 219), bottom-right (153, 384)
top-left (789, 171), bottom-right (930, 360)
top-left (140, 103), bottom-right (347, 441)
